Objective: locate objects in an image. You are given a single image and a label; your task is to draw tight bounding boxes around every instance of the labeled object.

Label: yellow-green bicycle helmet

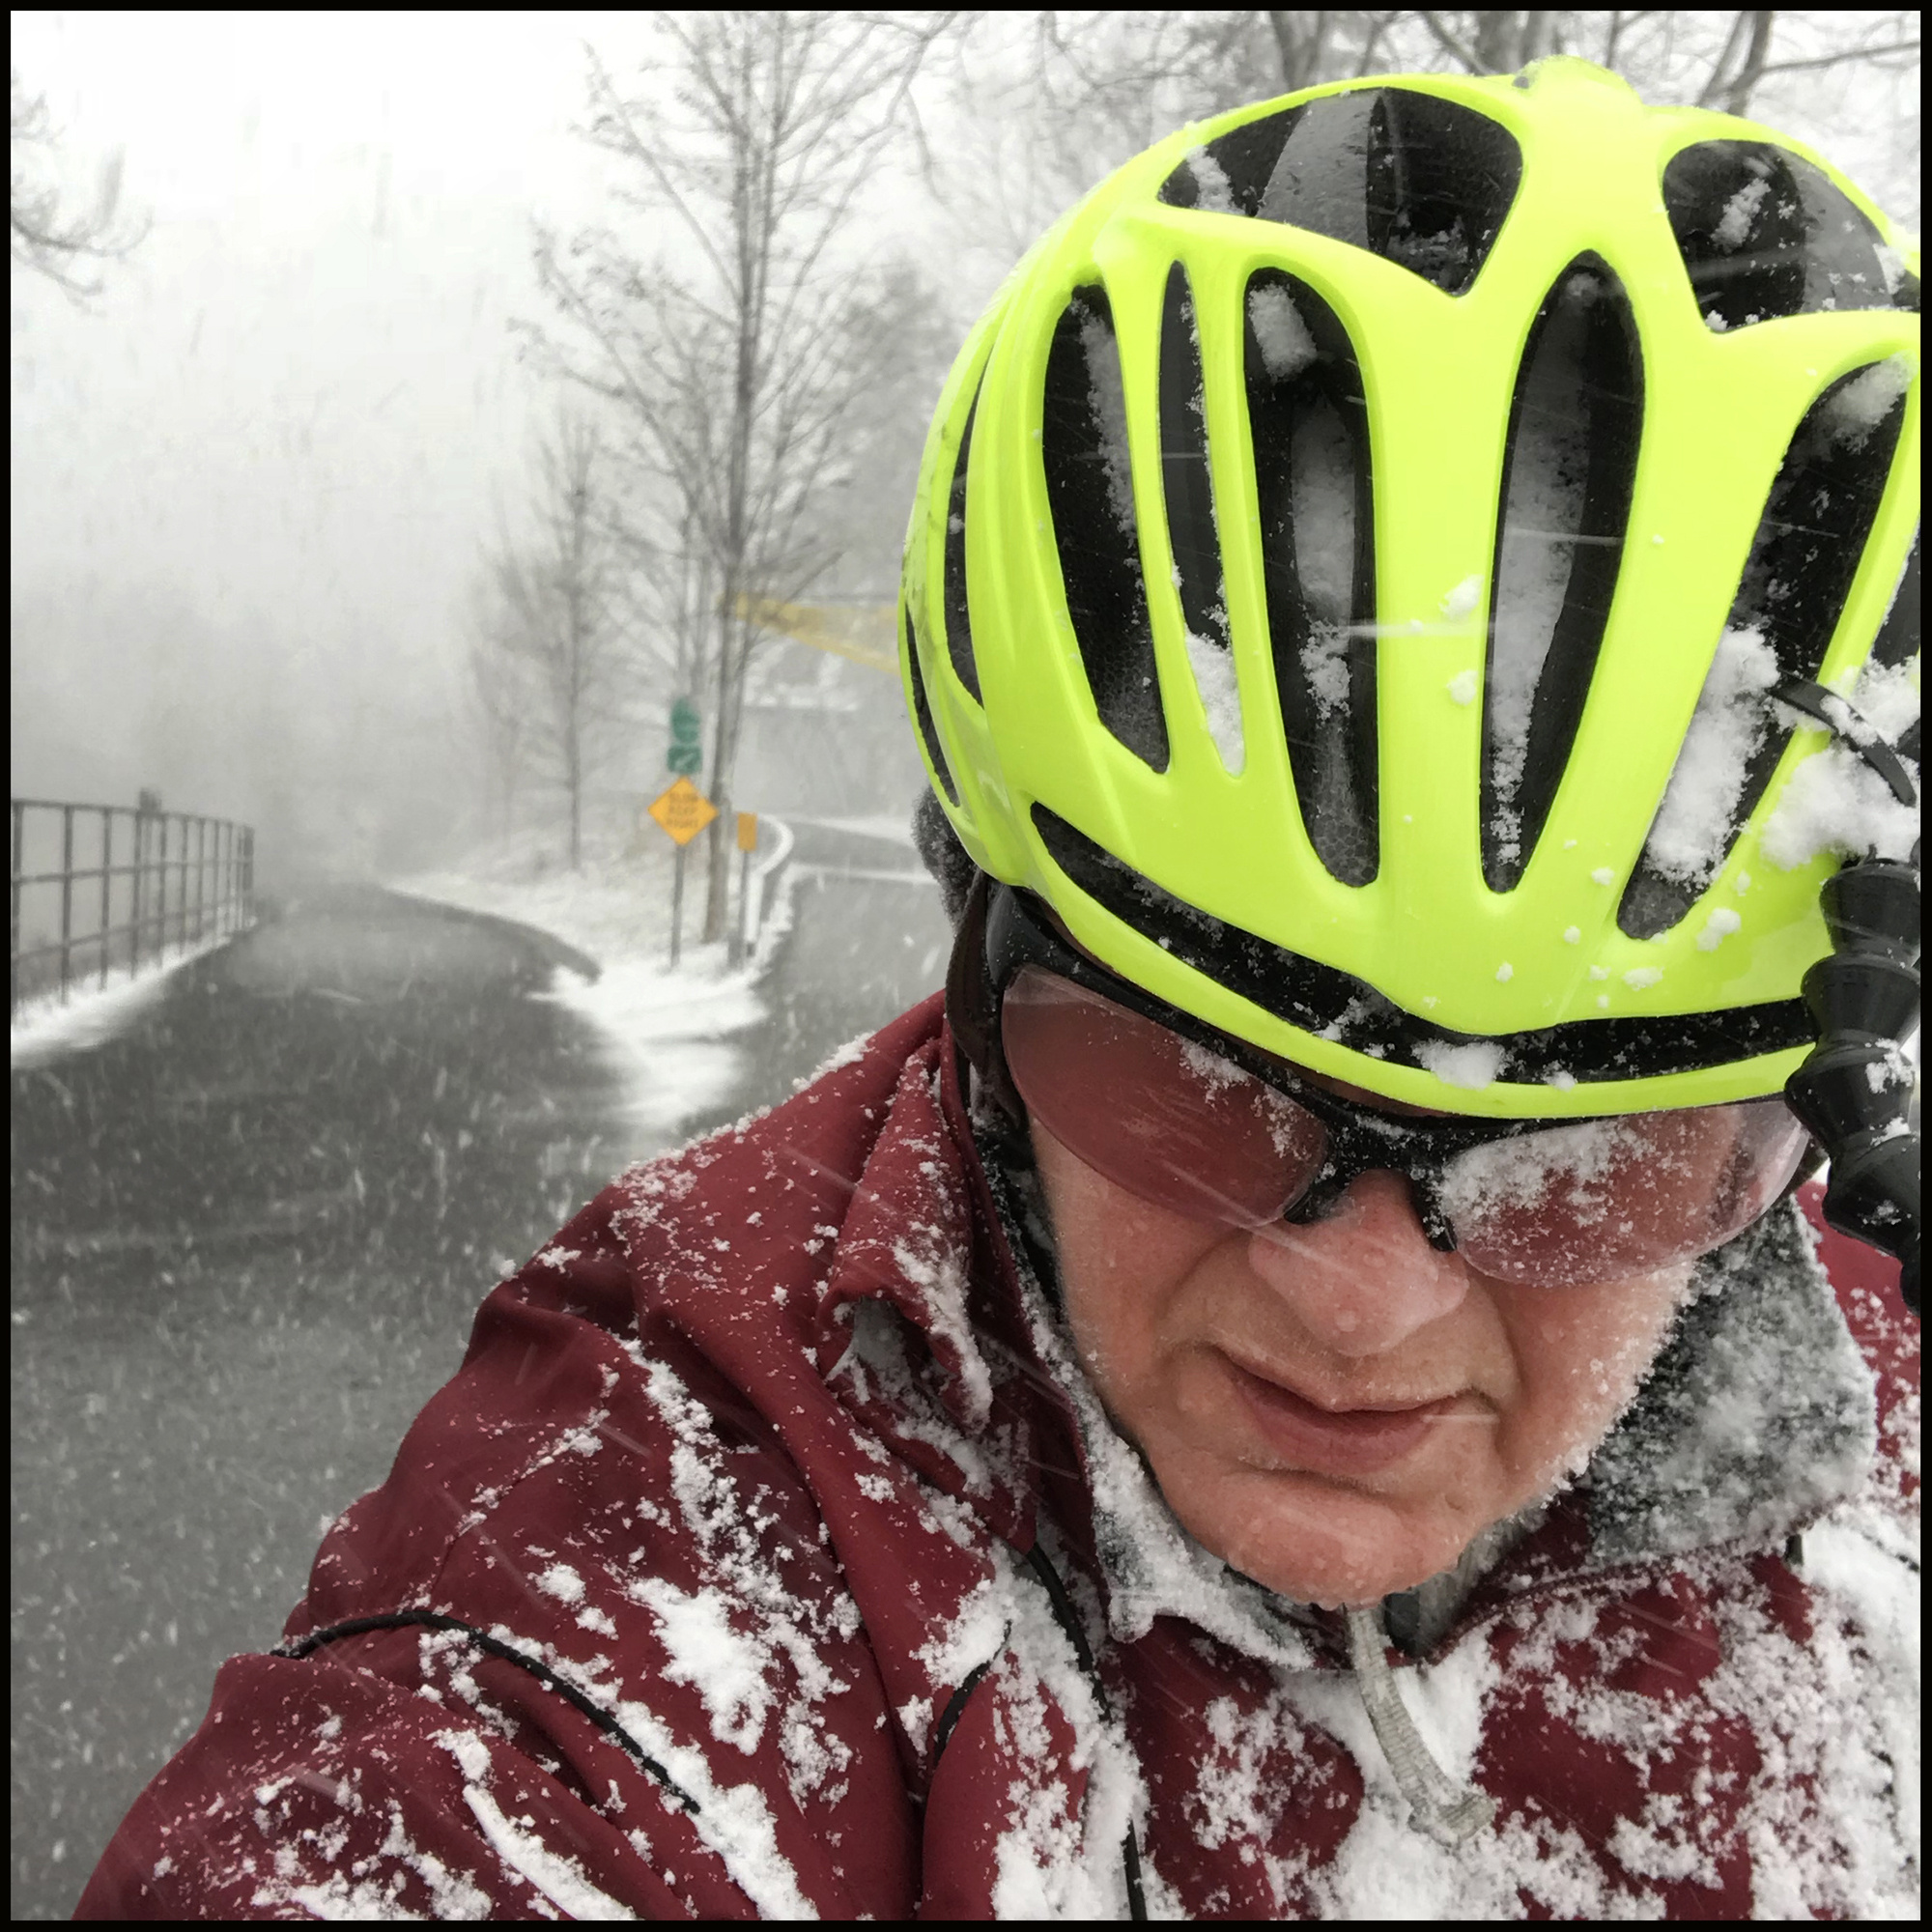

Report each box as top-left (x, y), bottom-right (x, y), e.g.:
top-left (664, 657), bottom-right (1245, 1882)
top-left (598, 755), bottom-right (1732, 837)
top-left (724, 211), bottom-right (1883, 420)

top-left (901, 56), bottom-right (1920, 1123)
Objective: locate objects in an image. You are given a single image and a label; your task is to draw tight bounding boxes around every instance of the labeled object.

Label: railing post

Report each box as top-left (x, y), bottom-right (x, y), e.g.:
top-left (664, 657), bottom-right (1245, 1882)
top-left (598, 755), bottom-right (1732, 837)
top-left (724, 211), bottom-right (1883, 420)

top-left (59, 805), bottom-right (74, 1005)
top-left (159, 814), bottom-right (172, 964)
top-left (99, 809), bottom-right (113, 988)
top-left (10, 800), bottom-right (22, 1020)
top-left (8, 799), bottom-right (259, 1014)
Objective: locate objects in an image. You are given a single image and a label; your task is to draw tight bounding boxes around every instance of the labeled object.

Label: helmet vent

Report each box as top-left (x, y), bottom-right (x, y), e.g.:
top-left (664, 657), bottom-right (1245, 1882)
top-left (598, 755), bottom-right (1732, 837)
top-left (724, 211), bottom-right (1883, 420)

top-left (1663, 141), bottom-right (1914, 333)
top-left (1621, 362), bottom-right (1913, 937)
top-left (1484, 255), bottom-right (1642, 892)
top-left (1159, 89), bottom-right (1521, 298)
top-left (1159, 263), bottom-right (1241, 773)
top-left (1871, 534), bottom-right (1920, 764)
top-left (1870, 534), bottom-right (1919, 673)
top-left (903, 597), bottom-right (958, 804)
top-left (1042, 286), bottom-right (1169, 770)
top-left (1159, 111), bottom-right (1297, 218)
top-left (944, 381), bottom-right (984, 702)
top-left (1244, 270), bottom-right (1378, 884)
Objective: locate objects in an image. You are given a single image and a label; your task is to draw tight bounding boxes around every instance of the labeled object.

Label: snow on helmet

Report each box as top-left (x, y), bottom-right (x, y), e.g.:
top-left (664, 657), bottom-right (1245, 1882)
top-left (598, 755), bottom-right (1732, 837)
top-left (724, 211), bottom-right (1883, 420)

top-left (900, 56), bottom-right (1920, 1119)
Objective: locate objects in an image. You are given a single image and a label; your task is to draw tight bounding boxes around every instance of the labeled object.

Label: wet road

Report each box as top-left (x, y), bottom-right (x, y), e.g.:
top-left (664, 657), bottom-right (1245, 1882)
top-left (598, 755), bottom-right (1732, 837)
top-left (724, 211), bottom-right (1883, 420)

top-left (10, 827), bottom-right (951, 1919)
top-left (729, 818), bottom-right (952, 1103)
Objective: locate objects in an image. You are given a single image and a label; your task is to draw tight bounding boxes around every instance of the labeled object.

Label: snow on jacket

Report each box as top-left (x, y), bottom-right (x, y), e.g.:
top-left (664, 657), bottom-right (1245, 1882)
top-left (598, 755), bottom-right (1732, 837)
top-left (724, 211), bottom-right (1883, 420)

top-left (75, 991), bottom-right (1919, 1919)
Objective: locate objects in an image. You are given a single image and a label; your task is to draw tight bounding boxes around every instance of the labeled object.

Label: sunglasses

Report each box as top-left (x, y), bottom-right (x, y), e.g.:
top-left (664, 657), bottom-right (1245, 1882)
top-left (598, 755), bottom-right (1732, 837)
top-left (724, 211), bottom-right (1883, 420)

top-left (983, 888), bottom-right (1810, 1289)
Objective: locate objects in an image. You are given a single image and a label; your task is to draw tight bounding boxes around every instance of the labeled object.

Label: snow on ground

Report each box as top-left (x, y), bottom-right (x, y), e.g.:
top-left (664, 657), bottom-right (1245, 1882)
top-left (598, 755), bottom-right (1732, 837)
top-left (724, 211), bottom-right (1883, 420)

top-left (391, 819), bottom-right (796, 1142)
top-left (10, 935), bottom-right (228, 1073)
top-left (783, 812), bottom-right (915, 846)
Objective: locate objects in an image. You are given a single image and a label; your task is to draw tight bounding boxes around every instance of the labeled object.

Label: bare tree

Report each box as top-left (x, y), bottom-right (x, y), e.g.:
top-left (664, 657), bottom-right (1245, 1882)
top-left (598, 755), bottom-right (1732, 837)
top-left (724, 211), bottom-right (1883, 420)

top-left (530, 12), bottom-right (952, 940)
top-left (584, 477), bottom-right (721, 804)
top-left (1692, 10), bottom-right (1776, 110)
top-left (476, 411), bottom-right (628, 871)
top-left (11, 67), bottom-right (146, 301)
top-left (1709, 9), bottom-right (1918, 115)
top-left (1415, 12), bottom-right (1563, 71)
top-left (931, 13), bottom-right (1920, 282)
top-left (466, 589), bottom-right (530, 841)
top-left (1408, 11), bottom-right (1918, 112)
top-left (925, 13), bottom-right (1402, 269)
top-left (758, 255), bottom-right (962, 602)
top-left (618, 499), bottom-right (713, 705)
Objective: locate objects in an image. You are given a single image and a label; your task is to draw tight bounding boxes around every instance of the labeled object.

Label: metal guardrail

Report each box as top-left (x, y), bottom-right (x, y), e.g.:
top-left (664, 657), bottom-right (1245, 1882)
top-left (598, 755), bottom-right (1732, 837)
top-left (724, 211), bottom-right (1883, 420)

top-left (10, 797), bottom-right (256, 1020)
top-left (738, 812), bottom-right (794, 968)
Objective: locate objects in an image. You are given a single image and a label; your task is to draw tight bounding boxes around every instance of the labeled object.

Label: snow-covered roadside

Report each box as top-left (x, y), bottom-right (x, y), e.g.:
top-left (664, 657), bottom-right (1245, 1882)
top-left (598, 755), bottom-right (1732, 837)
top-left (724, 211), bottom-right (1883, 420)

top-left (390, 821), bottom-right (797, 1145)
top-left (10, 936), bottom-right (229, 1073)
top-left (782, 812), bottom-right (915, 847)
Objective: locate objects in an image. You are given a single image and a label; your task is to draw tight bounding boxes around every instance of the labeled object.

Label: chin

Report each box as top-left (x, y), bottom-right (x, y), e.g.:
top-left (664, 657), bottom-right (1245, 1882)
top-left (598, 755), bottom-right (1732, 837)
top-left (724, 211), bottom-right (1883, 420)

top-left (1186, 1465), bottom-right (1485, 1608)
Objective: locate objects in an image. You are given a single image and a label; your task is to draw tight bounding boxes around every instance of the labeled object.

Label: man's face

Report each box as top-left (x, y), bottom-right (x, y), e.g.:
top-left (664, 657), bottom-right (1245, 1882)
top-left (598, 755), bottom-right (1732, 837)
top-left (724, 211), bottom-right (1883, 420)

top-left (1032, 1118), bottom-right (1693, 1607)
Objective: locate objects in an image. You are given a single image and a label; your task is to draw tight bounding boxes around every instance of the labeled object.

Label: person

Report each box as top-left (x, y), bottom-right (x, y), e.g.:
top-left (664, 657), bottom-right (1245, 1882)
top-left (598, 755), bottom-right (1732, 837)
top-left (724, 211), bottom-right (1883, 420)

top-left (77, 57), bottom-right (1918, 1920)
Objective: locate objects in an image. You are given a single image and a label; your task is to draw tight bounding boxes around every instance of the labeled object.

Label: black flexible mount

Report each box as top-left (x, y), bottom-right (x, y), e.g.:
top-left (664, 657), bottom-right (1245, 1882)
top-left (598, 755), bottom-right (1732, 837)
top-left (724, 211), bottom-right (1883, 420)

top-left (1774, 681), bottom-right (1920, 1315)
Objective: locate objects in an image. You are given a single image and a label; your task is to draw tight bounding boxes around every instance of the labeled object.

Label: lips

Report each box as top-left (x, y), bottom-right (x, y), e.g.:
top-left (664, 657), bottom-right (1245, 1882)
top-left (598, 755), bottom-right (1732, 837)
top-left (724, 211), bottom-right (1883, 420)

top-left (1222, 1352), bottom-right (1461, 1477)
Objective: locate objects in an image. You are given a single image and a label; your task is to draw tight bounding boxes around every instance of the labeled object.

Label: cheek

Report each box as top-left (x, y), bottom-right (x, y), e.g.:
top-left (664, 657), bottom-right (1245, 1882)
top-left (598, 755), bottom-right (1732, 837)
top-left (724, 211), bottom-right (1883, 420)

top-left (1031, 1127), bottom-right (1224, 1395)
top-left (1497, 1269), bottom-right (1688, 1477)
top-left (1061, 1203), bottom-right (1222, 1378)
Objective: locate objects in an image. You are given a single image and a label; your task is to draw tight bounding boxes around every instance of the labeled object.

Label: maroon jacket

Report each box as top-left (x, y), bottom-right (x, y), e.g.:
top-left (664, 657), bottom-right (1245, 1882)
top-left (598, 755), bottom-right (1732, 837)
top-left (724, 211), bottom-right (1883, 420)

top-left (76, 992), bottom-right (1919, 1918)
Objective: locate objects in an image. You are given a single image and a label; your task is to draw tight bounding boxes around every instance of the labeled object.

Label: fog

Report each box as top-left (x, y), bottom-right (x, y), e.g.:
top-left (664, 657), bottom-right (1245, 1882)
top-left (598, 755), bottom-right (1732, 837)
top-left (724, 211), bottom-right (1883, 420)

top-left (12, 16), bottom-right (668, 885)
top-left (14, 11), bottom-right (946, 883)
top-left (12, 14), bottom-right (1918, 893)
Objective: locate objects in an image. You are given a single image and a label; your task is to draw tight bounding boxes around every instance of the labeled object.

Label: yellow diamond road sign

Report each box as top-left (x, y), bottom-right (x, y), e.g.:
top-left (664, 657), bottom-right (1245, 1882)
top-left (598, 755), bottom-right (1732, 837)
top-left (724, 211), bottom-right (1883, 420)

top-left (647, 777), bottom-right (718, 846)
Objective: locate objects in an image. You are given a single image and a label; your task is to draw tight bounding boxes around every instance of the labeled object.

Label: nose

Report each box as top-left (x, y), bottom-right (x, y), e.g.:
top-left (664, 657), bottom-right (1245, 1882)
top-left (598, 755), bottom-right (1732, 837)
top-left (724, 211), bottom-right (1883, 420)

top-left (1244, 1169), bottom-right (1470, 1355)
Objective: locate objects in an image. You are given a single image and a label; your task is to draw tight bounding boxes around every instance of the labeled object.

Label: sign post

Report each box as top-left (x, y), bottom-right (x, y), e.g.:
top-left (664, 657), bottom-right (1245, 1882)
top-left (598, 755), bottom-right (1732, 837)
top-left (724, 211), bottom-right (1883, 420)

top-left (646, 777), bottom-right (719, 966)
top-left (729, 811), bottom-right (758, 969)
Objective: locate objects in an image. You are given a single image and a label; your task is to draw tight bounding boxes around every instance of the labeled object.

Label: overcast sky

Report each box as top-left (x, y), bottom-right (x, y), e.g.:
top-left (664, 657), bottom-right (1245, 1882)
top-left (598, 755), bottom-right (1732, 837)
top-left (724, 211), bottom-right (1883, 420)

top-left (11, 11), bottom-right (1918, 884)
top-left (11, 14), bottom-right (662, 871)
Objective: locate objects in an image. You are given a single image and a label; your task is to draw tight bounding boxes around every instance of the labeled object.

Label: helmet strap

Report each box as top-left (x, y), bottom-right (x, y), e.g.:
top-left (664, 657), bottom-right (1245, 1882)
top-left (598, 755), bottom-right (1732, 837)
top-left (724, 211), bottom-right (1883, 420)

top-left (945, 870), bottom-right (1026, 1127)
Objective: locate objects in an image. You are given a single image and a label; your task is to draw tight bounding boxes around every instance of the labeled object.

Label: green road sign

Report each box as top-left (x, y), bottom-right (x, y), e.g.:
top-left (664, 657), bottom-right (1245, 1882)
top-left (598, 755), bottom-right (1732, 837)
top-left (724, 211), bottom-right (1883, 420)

top-left (668, 696), bottom-right (701, 775)
top-left (672, 703), bottom-right (703, 777)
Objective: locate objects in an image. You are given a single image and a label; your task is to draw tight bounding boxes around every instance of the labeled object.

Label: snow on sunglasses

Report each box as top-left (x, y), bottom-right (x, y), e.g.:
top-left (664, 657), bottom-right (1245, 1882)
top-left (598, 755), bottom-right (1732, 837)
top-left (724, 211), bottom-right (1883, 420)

top-left (985, 890), bottom-right (1810, 1289)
